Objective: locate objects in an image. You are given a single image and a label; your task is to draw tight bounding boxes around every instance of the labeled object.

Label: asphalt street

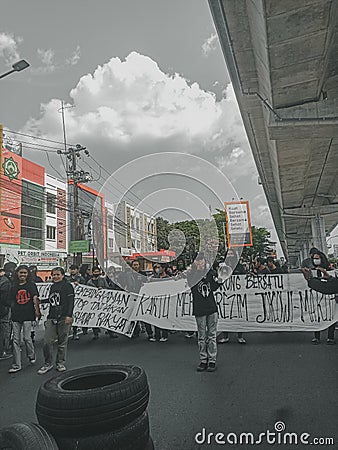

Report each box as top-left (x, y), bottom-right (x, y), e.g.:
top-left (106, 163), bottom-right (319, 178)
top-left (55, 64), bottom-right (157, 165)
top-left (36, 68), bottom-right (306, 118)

top-left (0, 328), bottom-right (337, 450)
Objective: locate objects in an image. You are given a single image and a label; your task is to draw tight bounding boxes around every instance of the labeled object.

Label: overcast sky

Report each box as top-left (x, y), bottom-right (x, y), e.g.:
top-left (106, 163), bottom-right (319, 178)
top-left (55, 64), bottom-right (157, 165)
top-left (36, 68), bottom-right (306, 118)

top-left (1, 0), bottom-right (285, 254)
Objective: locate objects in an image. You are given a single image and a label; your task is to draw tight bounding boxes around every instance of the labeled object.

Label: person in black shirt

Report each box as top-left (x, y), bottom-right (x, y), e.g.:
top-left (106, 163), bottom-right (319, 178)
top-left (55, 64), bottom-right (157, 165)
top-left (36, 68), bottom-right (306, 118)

top-left (187, 253), bottom-right (222, 372)
top-left (38, 267), bottom-right (74, 374)
top-left (267, 257), bottom-right (284, 274)
top-left (86, 266), bottom-right (112, 340)
top-left (66, 264), bottom-right (85, 340)
top-left (8, 265), bottom-right (41, 373)
top-left (252, 257), bottom-right (270, 275)
top-left (306, 252), bottom-right (336, 345)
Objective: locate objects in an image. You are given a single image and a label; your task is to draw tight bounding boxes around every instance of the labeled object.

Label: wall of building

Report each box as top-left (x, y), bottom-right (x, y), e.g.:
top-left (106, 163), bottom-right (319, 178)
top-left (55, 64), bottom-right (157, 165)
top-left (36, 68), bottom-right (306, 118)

top-left (45, 174), bottom-right (67, 252)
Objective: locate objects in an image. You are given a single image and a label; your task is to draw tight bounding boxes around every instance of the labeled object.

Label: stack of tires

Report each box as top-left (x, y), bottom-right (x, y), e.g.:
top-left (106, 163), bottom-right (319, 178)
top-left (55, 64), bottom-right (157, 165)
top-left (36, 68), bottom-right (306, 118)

top-left (0, 422), bottom-right (59, 449)
top-left (35, 365), bottom-right (154, 450)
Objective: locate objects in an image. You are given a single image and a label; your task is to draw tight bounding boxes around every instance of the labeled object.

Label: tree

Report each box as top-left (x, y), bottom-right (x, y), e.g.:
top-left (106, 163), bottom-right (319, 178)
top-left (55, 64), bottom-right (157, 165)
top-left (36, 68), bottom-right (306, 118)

top-left (155, 217), bottom-right (171, 250)
top-left (241, 226), bottom-right (271, 260)
top-left (156, 214), bottom-right (272, 264)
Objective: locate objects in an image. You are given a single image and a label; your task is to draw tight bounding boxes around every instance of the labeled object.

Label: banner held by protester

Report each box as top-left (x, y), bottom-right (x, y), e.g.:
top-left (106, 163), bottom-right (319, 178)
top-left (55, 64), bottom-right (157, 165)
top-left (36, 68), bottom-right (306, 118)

top-left (37, 273), bottom-right (338, 336)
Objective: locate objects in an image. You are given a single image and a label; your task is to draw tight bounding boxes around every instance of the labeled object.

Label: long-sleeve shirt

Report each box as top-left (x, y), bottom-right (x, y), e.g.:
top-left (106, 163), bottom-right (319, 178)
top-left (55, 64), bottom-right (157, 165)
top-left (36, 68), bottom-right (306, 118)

top-left (187, 269), bottom-right (220, 317)
top-left (47, 279), bottom-right (74, 320)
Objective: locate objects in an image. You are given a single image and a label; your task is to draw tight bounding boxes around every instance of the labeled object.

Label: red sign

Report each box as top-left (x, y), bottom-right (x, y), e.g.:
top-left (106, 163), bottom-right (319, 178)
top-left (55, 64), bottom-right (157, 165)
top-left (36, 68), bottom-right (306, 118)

top-left (0, 149), bottom-right (22, 245)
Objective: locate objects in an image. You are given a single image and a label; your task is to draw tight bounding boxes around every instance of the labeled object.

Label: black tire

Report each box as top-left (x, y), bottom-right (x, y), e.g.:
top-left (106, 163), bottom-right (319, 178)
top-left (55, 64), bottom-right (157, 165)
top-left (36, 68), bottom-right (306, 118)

top-left (36, 365), bottom-right (149, 437)
top-left (0, 423), bottom-right (59, 450)
top-left (55, 411), bottom-right (149, 450)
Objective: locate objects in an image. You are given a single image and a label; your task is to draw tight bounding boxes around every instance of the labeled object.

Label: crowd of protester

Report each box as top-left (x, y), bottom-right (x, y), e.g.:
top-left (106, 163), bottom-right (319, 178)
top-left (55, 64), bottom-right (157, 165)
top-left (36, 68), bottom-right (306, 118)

top-left (0, 248), bottom-right (336, 374)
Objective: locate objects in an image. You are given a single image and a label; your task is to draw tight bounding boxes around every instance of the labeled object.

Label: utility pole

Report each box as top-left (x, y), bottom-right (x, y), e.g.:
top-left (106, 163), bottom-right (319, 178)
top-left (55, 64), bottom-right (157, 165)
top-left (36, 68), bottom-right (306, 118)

top-left (57, 144), bottom-right (91, 265)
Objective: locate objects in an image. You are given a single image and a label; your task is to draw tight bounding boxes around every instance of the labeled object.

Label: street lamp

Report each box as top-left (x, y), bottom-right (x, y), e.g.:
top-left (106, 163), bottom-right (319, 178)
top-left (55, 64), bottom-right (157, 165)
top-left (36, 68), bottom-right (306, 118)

top-left (0, 59), bottom-right (30, 80)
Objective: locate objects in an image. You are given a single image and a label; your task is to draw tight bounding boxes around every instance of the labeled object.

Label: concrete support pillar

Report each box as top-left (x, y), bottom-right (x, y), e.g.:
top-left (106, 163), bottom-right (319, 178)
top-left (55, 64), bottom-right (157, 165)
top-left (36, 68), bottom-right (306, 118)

top-left (311, 214), bottom-right (328, 255)
top-left (302, 241), bottom-right (310, 260)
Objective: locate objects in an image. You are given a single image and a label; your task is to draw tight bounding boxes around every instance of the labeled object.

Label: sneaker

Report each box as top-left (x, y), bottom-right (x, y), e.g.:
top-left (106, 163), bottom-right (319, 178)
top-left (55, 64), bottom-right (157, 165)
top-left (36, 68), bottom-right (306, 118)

top-left (185, 332), bottom-right (194, 338)
top-left (160, 337), bottom-right (168, 342)
top-left (207, 362), bottom-right (217, 372)
top-left (218, 337), bottom-right (229, 344)
top-left (72, 334), bottom-right (80, 340)
top-left (196, 362), bottom-right (208, 372)
top-left (56, 363), bottom-right (66, 372)
top-left (326, 339), bottom-right (336, 345)
top-left (37, 364), bottom-right (53, 375)
top-left (29, 358), bottom-right (36, 364)
top-left (311, 338), bottom-right (320, 345)
top-left (148, 336), bottom-right (156, 342)
top-left (8, 366), bottom-right (21, 373)
top-left (237, 337), bottom-right (246, 344)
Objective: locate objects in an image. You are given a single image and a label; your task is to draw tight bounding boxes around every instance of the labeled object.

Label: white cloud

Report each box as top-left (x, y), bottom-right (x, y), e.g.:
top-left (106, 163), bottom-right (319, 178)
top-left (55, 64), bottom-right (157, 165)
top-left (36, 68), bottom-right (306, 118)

top-left (35, 48), bottom-right (56, 73)
top-left (34, 45), bottom-right (80, 74)
top-left (22, 51), bottom-right (257, 196)
top-left (0, 32), bottom-right (22, 65)
top-left (202, 32), bottom-right (218, 56)
top-left (66, 45), bottom-right (81, 66)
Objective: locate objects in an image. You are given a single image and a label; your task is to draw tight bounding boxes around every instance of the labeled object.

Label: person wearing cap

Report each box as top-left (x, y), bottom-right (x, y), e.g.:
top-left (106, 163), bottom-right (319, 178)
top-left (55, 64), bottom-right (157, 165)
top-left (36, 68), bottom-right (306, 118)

top-left (187, 252), bottom-right (222, 372)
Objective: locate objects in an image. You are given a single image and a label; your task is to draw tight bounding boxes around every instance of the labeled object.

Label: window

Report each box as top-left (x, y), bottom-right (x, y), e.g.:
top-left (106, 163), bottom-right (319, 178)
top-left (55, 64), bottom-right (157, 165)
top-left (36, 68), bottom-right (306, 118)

top-left (108, 238), bottom-right (115, 248)
top-left (21, 180), bottom-right (45, 250)
top-left (46, 225), bottom-right (56, 240)
top-left (108, 215), bottom-right (114, 230)
top-left (47, 193), bottom-right (56, 214)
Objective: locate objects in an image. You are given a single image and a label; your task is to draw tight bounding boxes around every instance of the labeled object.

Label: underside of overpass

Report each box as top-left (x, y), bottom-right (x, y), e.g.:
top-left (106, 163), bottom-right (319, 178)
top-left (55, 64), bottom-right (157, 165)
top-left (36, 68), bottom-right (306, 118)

top-left (209, 0), bottom-right (338, 264)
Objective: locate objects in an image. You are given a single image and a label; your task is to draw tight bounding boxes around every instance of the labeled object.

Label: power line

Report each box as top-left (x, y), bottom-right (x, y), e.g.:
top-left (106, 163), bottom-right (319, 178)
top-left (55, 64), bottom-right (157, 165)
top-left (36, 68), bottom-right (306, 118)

top-left (3, 129), bottom-right (76, 147)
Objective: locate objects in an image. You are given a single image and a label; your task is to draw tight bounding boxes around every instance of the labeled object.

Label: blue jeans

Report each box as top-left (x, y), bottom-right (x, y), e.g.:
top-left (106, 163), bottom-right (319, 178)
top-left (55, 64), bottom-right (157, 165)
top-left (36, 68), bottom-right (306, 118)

top-left (12, 321), bottom-right (35, 369)
top-left (195, 312), bottom-right (218, 364)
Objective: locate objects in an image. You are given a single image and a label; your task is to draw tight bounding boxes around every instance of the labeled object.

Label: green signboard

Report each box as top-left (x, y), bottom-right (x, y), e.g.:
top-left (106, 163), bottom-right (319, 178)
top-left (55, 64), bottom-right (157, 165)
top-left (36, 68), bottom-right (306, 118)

top-left (69, 240), bottom-right (90, 253)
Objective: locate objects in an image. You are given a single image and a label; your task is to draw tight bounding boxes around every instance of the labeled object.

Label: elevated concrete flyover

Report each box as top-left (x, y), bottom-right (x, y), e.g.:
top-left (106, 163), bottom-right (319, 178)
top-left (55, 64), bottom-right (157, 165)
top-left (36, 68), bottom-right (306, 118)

top-left (209, 0), bottom-right (338, 264)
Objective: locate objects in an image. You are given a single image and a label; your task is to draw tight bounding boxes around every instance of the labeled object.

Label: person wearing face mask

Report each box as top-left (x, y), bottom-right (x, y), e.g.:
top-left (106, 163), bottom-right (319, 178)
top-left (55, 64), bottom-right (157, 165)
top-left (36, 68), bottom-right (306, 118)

top-left (300, 251), bottom-right (336, 345)
top-left (86, 266), bottom-right (109, 340)
top-left (301, 247), bottom-right (320, 271)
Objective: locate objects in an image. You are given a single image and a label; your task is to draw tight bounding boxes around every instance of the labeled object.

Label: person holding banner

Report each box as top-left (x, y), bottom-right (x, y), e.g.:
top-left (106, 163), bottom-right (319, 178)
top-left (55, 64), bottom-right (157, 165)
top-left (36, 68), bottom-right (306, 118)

top-left (187, 253), bottom-right (222, 372)
top-left (149, 263), bottom-right (170, 342)
top-left (66, 264), bottom-right (86, 340)
top-left (38, 267), bottom-right (74, 374)
top-left (301, 251), bottom-right (337, 345)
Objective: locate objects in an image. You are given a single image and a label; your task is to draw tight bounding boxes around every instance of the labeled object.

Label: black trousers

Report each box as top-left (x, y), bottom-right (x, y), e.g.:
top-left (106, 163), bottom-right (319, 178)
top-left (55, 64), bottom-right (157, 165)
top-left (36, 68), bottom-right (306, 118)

top-left (155, 327), bottom-right (168, 340)
top-left (314, 323), bottom-right (336, 340)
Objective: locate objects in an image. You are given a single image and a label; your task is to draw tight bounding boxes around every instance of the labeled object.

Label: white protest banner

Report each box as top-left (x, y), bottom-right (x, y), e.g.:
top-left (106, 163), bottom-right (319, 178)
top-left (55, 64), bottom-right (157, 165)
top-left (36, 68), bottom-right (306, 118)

top-left (37, 284), bottom-right (138, 337)
top-left (132, 273), bottom-right (338, 332)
